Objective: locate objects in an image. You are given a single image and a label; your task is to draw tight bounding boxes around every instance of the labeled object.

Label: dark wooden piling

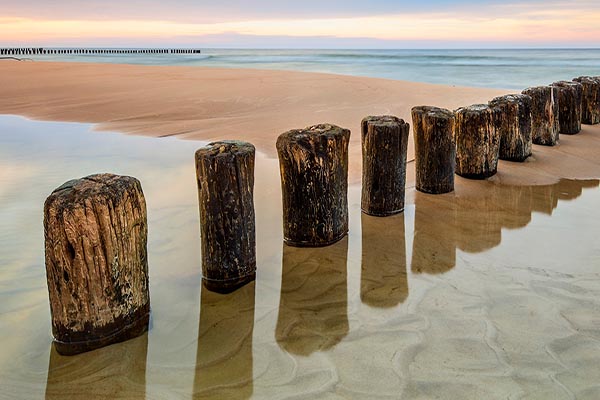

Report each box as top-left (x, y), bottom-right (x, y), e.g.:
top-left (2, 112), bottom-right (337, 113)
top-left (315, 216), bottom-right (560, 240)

top-left (276, 124), bottom-right (350, 247)
top-left (411, 106), bottom-right (456, 194)
top-left (489, 94), bottom-right (533, 162)
top-left (454, 104), bottom-right (500, 179)
top-left (573, 76), bottom-right (600, 125)
top-left (361, 115), bottom-right (410, 216)
top-left (195, 141), bottom-right (256, 294)
top-left (522, 86), bottom-right (560, 146)
top-left (552, 81), bottom-right (583, 134)
top-left (43, 174), bottom-right (150, 356)
top-left (3, 47), bottom-right (202, 56)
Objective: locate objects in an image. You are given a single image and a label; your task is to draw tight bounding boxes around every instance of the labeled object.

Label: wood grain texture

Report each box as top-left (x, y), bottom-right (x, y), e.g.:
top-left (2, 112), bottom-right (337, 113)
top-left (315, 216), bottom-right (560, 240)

top-left (489, 94), bottom-right (533, 162)
top-left (411, 106), bottom-right (456, 194)
top-left (454, 104), bottom-right (501, 180)
top-left (551, 81), bottom-right (583, 135)
top-left (522, 86), bottom-right (560, 146)
top-left (361, 115), bottom-right (410, 216)
top-left (195, 141), bottom-right (256, 293)
top-left (43, 173), bottom-right (149, 355)
top-left (573, 76), bottom-right (600, 125)
top-left (276, 124), bottom-right (350, 247)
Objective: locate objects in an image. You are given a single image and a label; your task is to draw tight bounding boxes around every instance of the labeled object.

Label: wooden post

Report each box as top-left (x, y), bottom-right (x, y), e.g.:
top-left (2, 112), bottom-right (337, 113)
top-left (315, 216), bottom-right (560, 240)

top-left (43, 174), bottom-right (150, 356)
top-left (573, 76), bottom-right (600, 125)
top-left (454, 104), bottom-right (500, 179)
top-left (276, 124), bottom-right (350, 247)
top-left (551, 81), bottom-right (583, 134)
top-left (522, 86), bottom-right (560, 146)
top-left (361, 115), bottom-right (409, 216)
top-left (489, 94), bottom-right (533, 162)
top-left (195, 141), bottom-right (256, 294)
top-left (411, 106), bottom-right (456, 194)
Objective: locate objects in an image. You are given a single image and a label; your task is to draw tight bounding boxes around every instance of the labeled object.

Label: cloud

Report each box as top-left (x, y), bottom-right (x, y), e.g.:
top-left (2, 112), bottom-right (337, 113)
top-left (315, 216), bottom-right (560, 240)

top-left (1, 1), bottom-right (599, 47)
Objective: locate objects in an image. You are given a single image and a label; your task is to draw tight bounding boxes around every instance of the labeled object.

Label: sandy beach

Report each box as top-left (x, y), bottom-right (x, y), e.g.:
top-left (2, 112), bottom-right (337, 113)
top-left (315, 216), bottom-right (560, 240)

top-left (2, 61), bottom-right (600, 186)
top-left (1, 61), bottom-right (600, 399)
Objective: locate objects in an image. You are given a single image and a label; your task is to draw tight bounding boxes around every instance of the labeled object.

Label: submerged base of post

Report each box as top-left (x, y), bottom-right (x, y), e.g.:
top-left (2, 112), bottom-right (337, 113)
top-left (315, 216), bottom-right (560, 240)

top-left (53, 305), bottom-right (150, 356)
top-left (202, 272), bottom-right (257, 294)
top-left (283, 233), bottom-right (348, 248)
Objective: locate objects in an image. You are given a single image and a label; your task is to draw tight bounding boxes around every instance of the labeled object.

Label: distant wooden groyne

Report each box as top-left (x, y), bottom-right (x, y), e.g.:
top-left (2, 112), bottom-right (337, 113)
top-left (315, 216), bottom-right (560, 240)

top-left (0, 48), bottom-right (201, 56)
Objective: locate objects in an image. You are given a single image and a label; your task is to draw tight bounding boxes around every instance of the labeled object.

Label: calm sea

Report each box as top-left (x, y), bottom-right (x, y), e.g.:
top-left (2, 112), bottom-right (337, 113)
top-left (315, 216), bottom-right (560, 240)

top-left (15, 48), bottom-right (600, 90)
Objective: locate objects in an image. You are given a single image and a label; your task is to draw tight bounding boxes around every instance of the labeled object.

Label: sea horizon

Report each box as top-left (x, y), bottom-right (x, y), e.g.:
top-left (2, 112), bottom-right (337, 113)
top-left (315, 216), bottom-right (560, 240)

top-left (5, 47), bottom-right (600, 89)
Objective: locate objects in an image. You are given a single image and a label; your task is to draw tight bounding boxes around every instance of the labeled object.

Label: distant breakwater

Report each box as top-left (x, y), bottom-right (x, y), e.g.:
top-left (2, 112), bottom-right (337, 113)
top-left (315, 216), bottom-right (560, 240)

top-left (0, 48), bottom-right (201, 56)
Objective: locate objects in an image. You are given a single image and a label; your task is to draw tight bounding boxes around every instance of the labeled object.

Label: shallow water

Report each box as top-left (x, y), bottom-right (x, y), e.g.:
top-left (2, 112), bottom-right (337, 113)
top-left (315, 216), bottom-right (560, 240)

top-left (1, 116), bottom-right (600, 399)
top-left (21, 48), bottom-right (600, 89)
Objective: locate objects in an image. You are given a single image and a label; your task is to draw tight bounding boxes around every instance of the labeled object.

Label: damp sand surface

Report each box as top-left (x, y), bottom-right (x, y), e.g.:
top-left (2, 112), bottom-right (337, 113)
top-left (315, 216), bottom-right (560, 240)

top-left (1, 116), bottom-right (600, 399)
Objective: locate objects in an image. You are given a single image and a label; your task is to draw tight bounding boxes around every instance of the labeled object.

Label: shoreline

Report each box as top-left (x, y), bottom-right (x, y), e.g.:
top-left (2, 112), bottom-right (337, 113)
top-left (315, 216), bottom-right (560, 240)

top-left (1, 60), bottom-right (599, 185)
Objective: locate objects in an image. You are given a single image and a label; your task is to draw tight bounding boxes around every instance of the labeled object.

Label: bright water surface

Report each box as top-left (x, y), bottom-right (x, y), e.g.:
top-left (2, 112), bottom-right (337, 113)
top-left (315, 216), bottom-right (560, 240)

top-left (17, 48), bottom-right (600, 90)
top-left (1, 116), bottom-right (600, 398)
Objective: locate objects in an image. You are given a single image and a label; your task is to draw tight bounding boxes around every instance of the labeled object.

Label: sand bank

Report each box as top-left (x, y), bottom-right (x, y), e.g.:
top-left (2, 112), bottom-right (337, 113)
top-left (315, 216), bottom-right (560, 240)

top-left (1, 60), bottom-right (600, 185)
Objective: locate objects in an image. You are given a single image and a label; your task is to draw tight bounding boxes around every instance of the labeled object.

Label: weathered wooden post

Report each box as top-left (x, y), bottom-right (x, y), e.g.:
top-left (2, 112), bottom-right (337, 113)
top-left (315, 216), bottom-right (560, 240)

top-left (411, 106), bottom-right (456, 194)
top-left (552, 81), bottom-right (583, 134)
top-left (454, 104), bottom-right (500, 179)
top-left (522, 86), bottom-right (560, 146)
top-left (489, 94), bottom-right (533, 162)
top-left (44, 174), bottom-right (150, 356)
top-left (195, 141), bottom-right (256, 293)
top-left (573, 76), bottom-right (600, 125)
top-left (277, 124), bottom-right (350, 247)
top-left (361, 115), bottom-right (409, 216)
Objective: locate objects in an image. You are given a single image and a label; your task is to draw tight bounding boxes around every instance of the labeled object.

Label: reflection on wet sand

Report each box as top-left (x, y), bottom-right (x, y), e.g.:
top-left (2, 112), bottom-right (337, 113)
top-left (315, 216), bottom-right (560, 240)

top-left (411, 193), bottom-right (458, 275)
top-left (193, 282), bottom-right (255, 399)
top-left (412, 178), bottom-right (600, 274)
top-left (276, 239), bottom-right (349, 356)
top-left (360, 213), bottom-right (408, 308)
top-left (45, 333), bottom-right (147, 399)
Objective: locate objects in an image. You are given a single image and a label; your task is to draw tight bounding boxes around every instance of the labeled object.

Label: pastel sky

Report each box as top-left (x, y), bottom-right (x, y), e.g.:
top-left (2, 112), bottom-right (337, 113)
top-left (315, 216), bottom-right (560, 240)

top-left (1, 0), bottom-right (599, 48)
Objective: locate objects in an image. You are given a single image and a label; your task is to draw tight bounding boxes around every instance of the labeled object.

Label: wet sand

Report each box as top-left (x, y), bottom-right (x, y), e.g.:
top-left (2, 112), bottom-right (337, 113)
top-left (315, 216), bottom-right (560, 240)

top-left (1, 61), bottom-right (599, 186)
top-left (1, 61), bottom-right (600, 399)
top-left (1, 116), bottom-right (600, 399)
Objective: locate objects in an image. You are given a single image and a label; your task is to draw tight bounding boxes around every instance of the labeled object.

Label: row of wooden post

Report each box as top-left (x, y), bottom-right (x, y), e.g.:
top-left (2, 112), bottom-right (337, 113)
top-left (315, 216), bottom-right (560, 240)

top-left (1, 48), bottom-right (201, 56)
top-left (43, 75), bottom-right (600, 355)
top-left (414, 77), bottom-right (600, 189)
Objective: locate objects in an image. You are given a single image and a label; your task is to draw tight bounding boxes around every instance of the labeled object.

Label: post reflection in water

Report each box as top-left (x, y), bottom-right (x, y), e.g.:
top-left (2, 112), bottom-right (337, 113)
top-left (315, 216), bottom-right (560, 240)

top-left (193, 282), bottom-right (255, 399)
top-left (411, 192), bottom-right (458, 275)
top-left (360, 213), bottom-right (408, 308)
top-left (276, 238), bottom-right (349, 356)
top-left (412, 179), bottom-right (600, 275)
top-left (45, 333), bottom-right (148, 399)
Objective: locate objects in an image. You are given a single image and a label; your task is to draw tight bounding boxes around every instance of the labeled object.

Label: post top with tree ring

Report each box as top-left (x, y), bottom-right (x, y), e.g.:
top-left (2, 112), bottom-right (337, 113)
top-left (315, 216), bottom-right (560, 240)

top-left (552, 80), bottom-right (582, 89)
top-left (276, 124), bottom-right (350, 149)
top-left (412, 106), bottom-right (454, 119)
top-left (195, 140), bottom-right (255, 159)
top-left (455, 104), bottom-right (491, 115)
top-left (573, 76), bottom-right (598, 84)
top-left (45, 174), bottom-right (143, 213)
top-left (362, 115), bottom-right (409, 129)
top-left (489, 94), bottom-right (530, 106)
